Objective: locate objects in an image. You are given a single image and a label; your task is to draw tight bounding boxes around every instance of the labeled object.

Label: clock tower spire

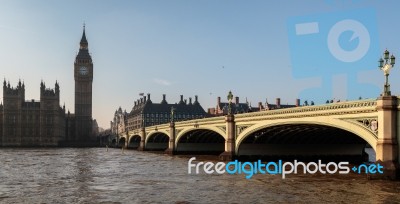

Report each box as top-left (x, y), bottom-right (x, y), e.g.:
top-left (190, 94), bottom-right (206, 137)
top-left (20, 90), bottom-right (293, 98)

top-left (80, 23), bottom-right (88, 49)
top-left (73, 24), bottom-right (93, 143)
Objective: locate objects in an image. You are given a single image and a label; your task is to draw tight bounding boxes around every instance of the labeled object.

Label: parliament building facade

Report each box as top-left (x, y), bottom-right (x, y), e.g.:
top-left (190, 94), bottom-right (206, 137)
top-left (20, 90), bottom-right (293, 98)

top-left (0, 27), bottom-right (96, 147)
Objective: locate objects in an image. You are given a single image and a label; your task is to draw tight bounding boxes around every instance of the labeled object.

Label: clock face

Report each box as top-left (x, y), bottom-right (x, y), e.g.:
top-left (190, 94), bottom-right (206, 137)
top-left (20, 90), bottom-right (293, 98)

top-left (79, 66), bottom-right (89, 75)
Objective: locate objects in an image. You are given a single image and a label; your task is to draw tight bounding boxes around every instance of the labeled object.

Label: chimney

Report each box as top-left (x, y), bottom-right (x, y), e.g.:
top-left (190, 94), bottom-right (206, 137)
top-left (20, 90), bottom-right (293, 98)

top-left (258, 102), bottom-right (263, 110)
top-left (144, 96), bottom-right (147, 102)
top-left (235, 96), bottom-right (239, 104)
top-left (163, 94), bottom-right (166, 101)
top-left (189, 97), bottom-right (192, 104)
top-left (217, 96), bottom-right (221, 104)
top-left (276, 98), bottom-right (280, 108)
top-left (147, 93), bottom-right (150, 101)
top-left (134, 101), bottom-right (137, 106)
top-left (180, 95), bottom-right (184, 102)
top-left (195, 95), bottom-right (198, 102)
top-left (296, 99), bottom-right (300, 107)
top-left (184, 99), bottom-right (187, 104)
top-left (140, 98), bottom-right (143, 104)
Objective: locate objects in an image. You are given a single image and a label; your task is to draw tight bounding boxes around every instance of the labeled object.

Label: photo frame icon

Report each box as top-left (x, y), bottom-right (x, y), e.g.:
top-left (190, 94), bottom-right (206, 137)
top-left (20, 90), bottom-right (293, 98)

top-left (287, 9), bottom-right (380, 101)
top-left (327, 19), bottom-right (370, 63)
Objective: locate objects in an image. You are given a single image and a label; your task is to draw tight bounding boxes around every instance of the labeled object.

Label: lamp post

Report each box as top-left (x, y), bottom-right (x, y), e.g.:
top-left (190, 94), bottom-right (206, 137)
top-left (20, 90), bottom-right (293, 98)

top-left (170, 107), bottom-right (175, 123)
top-left (116, 122), bottom-right (119, 147)
top-left (379, 49), bottom-right (396, 96)
top-left (220, 90), bottom-right (235, 161)
top-left (227, 91), bottom-right (233, 115)
top-left (141, 111), bottom-right (145, 128)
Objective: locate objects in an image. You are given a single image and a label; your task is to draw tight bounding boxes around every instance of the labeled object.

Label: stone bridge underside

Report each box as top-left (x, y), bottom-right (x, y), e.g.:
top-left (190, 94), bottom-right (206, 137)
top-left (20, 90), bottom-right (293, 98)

top-left (176, 129), bottom-right (225, 154)
top-left (119, 97), bottom-right (400, 179)
top-left (145, 133), bottom-right (169, 150)
top-left (128, 135), bottom-right (141, 149)
top-left (238, 124), bottom-right (367, 160)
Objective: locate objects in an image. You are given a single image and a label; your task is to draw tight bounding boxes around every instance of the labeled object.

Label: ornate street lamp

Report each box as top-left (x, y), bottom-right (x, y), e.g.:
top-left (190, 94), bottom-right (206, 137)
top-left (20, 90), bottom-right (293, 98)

top-left (379, 49), bottom-right (396, 96)
top-left (227, 91), bottom-right (233, 115)
top-left (170, 107), bottom-right (176, 123)
top-left (141, 112), bottom-right (144, 128)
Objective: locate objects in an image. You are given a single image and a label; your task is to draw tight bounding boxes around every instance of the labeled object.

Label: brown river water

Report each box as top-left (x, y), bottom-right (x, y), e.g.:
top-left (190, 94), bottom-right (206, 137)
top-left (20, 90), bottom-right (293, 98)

top-left (0, 148), bottom-right (399, 203)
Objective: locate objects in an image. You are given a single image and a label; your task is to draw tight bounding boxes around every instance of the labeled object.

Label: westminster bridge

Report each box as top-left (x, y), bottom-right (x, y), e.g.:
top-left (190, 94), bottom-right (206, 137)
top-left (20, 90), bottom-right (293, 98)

top-left (115, 96), bottom-right (399, 178)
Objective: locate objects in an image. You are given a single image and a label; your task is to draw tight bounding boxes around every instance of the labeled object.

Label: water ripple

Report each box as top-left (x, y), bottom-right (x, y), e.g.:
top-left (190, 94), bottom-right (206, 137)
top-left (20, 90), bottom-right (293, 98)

top-left (0, 148), bottom-right (399, 203)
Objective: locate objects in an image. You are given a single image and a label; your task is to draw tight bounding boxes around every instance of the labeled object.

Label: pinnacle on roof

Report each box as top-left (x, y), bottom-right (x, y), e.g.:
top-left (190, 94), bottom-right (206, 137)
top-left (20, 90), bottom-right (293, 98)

top-left (80, 23), bottom-right (88, 47)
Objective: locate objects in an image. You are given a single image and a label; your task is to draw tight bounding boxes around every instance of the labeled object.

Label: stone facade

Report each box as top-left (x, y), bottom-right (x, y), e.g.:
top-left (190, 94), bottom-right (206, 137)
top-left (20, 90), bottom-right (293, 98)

top-left (126, 94), bottom-right (207, 132)
top-left (0, 26), bottom-right (97, 147)
top-left (72, 26), bottom-right (94, 142)
top-left (110, 107), bottom-right (128, 135)
top-left (0, 80), bottom-right (66, 146)
top-left (210, 96), bottom-right (301, 116)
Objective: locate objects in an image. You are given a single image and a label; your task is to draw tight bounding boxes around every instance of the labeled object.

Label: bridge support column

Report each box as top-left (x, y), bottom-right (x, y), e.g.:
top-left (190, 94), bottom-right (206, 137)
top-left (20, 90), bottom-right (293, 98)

top-left (116, 135), bottom-right (120, 148)
top-left (138, 128), bottom-right (146, 151)
top-left (165, 122), bottom-right (175, 155)
top-left (124, 132), bottom-right (129, 149)
top-left (220, 114), bottom-right (235, 161)
top-left (376, 96), bottom-right (399, 179)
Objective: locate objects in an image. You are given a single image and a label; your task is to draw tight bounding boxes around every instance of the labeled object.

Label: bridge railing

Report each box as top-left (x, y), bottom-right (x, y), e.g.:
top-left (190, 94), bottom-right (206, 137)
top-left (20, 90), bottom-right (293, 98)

top-left (235, 99), bottom-right (377, 119)
top-left (137, 116), bottom-right (226, 133)
top-left (174, 116), bottom-right (225, 126)
top-left (131, 99), bottom-right (378, 133)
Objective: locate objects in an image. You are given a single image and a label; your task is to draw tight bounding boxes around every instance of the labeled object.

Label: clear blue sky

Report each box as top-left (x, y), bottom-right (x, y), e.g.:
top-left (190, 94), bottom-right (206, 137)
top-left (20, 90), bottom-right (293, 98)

top-left (1, 0), bottom-right (400, 129)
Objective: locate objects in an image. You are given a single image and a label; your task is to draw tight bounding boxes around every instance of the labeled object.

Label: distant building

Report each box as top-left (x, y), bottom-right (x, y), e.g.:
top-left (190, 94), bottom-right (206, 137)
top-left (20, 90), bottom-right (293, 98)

top-left (110, 107), bottom-right (128, 135)
top-left (92, 119), bottom-right (99, 136)
top-left (72, 25), bottom-right (94, 143)
top-left (0, 26), bottom-right (98, 147)
top-left (98, 128), bottom-right (112, 146)
top-left (211, 96), bottom-right (256, 115)
top-left (0, 80), bottom-right (66, 146)
top-left (127, 94), bottom-right (207, 131)
top-left (209, 96), bottom-right (301, 116)
top-left (262, 98), bottom-right (300, 110)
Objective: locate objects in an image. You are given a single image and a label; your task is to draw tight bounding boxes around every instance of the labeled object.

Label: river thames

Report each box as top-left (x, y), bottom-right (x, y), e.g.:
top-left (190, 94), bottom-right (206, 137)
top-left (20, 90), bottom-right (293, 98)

top-left (0, 148), bottom-right (399, 203)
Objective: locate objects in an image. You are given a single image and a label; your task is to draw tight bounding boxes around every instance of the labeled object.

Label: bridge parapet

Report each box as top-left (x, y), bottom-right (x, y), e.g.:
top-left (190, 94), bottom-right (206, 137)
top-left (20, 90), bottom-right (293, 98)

top-left (129, 99), bottom-right (380, 139)
top-left (174, 116), bottom-right (225, 126)
top-left (145, 124), bottom-right (170, 133)
top-left (235, 99), bottom-right (378, 121)
top-left (137, 116), bottom-right (226, 133)
top-left (121, 97), bottom-right (399, 179)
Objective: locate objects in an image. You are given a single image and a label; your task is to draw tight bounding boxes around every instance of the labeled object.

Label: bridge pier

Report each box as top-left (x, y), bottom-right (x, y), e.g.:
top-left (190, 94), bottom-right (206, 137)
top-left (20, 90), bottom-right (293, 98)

top-left (124, 132), bottom-right (129, 149)
top-left (138, 127), bottom-right (146, 151)
top-left (165, 122), bottom-right (175, 155)
top-left (219, 114), bottom-right (235, 161)
top-left (375, 96), bottom-right (399, 179)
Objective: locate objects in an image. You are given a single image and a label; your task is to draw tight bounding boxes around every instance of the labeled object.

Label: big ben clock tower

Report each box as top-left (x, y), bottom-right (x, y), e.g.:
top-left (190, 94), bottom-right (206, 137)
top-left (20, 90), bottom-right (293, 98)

top-left (74, 25), bottom-right (93, 141)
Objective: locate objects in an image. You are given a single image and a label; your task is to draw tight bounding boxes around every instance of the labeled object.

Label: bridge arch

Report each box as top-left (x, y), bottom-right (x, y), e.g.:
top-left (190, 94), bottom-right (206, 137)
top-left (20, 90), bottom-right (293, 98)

top-left (111, 138), bottom-right (117, 147)
top-left (128, 135), bottom-right (141, 149)
top-left (176, 126), bottom-right (227, 143)
top-left (145, 131), bottom-right (170, 150)
top-left (146, 130), bottom-right (170, 143)
top-left (118, 137), bottom-right (126, 147)
top-left (235, 119), bottom-right (377, 160)
top-left (175, 128), bottom-right (225, 154)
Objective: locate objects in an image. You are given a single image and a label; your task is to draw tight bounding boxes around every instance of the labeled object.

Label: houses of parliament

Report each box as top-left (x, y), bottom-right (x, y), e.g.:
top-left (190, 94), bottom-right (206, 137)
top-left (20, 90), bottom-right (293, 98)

top-left (0, 26), bottom-right (97, 147)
